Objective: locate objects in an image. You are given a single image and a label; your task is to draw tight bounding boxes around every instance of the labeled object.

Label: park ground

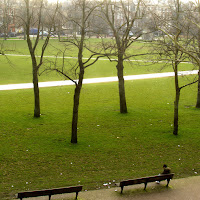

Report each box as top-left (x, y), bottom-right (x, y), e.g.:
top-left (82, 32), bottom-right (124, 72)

top-left (0, 39), bottom-right (199, 200)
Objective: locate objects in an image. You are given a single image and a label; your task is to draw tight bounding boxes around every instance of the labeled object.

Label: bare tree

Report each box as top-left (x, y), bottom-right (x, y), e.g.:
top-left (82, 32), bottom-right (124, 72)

top-left (47, 0), bottom-right (103, 143)
top-left (152, 0), bottom-right (198, 135)
top-left (24, 0), bottom-right (58, 117)
top-left (180, 0), bottom-right (200, 108)
top-left (100, 0), bottom-right (144, 113)
top-left (154, 0), bottom-right (200, 109)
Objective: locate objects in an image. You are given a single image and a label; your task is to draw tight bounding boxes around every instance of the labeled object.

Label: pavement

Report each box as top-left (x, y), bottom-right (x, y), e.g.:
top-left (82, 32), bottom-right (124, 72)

top-left (0, 70), bottom-right (198, 91)
top-left (22, 176), bottom-right (200, 200)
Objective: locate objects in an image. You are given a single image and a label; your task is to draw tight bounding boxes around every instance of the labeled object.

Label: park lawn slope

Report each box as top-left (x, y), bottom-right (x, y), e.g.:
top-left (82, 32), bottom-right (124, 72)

top-left (0, 39), bottom-right (197, 85)
top-left (0, 54), bottom-right (195, 84)
top-left (0, 39), bottom-right (147, 57)
top-left (0, 77), bottom-right (199, 200)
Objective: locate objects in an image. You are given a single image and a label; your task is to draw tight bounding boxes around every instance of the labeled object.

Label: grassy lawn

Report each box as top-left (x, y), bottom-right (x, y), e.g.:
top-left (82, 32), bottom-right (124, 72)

top-left (0, 76), bottom-right (199, 200)
top-left (1, 38), bottom-right (146, 57)
top-left (0, 39), bottom-right (199, 199)
top-left (0, 39), bottom-right (196, 85)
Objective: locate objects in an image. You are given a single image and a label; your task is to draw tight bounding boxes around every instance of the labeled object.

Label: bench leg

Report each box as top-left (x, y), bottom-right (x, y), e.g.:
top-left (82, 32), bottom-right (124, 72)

top-left (75, 191), bottom-right (78, 199)
top-left (121, 186), bottom-right (124, 194)
top-left (49, 195), bottom-right (51, 200)
top-left (166, 179), bottom-right (170, 187)
top-left (144, 182), bottom-right (147, 190)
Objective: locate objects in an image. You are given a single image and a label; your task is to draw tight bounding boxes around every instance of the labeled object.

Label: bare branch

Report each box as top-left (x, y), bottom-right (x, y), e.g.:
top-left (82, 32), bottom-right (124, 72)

top-left (180, 79), bottom-right (198, 90)
top-left (52, 68), bottom-right (78, 85)
top-left (84, 55), bottom-right (106, 68)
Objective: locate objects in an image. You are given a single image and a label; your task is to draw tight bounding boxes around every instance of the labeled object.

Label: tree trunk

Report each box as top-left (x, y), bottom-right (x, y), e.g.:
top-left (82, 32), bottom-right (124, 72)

top-left (71, 69), bottom-right (84, 143)
top-left (196, 70), bottom-right (200, 108)
top-left (117, 58), bottom-right (127, 113)
top-left (173, 88), bottom-right (180, 135)
top-left (58, 21), bottom-right (61, 41)
top-left (41, 23), bottom-right (44, 40)
top-left (33, 66), bottom-right (40, 118)
top-left (24, 31), bottom-right (26, 40)
top-left (173, 64), bottom-right (180, 136)
top-left (196, 29), bottom-right (200, 108)
top-left (3, 24), bottom-right (7, 40)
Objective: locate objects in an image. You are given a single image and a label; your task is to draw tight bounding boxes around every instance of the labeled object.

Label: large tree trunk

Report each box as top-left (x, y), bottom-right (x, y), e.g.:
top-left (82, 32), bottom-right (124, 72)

top-left (117, 58), bottom-right (127, 113)
top-left (71, 69), bottom-right (84, 143)
top-left (33, 66), bottom-right (40, 118)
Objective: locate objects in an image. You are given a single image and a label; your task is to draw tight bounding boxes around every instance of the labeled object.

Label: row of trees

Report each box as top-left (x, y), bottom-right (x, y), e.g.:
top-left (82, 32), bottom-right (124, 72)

top-left (20, 0), bottom-right (146, 143)
top-left (1, 0), bottom-right (200, 143)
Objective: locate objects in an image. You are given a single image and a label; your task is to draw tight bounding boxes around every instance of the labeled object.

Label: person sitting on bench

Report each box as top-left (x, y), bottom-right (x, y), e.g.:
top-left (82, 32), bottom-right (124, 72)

top-left (162, 164), bottom-right (171, 174)
top-left (156, 164), bottom-right (171, 184)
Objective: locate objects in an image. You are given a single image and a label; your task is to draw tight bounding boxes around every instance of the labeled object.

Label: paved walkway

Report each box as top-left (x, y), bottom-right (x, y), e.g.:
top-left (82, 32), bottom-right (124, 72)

top-left (24, 176), bottom-right (200, 200)
top-left (0, 70), bottom-right (198, 91)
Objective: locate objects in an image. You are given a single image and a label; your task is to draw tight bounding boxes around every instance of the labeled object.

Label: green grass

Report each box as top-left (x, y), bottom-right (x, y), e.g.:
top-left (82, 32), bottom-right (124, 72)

top-left (0, 39), bottom-right (199, 199)
top-left (0, 39), bottom-right (196, 85)
top-left (0, 77), bottom-right (199, 200)
top-left (1, 38), bottom-right (147, 57)
top-left (0, 53), bottom-right (195, 85)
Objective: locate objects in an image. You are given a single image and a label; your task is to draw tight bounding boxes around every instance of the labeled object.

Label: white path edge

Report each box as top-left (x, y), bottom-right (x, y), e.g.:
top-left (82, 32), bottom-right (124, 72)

top-left (1, 53), bottom-right (193, 63)
top-left (0, 70), bottom-right (198, 91)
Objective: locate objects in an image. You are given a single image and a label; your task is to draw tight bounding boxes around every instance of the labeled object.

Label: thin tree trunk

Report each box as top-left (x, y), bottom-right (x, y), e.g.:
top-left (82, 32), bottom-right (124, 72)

top-left (71, 69), bottom-right (84, 143)
top-left (173, 88), bottom-right (180, 136)
top-left (117, 58), bottom-right (127, 113)
top-left (173, 62), bottom-right (180, 136)
top-left (33, 66), bottom-right (40, 118)
top-left (27, 33), bottom-right (41, 118)
top-left (196, 70), bottom-right (200, 108)
top-left (41, 23), bottom-right (44, 40)
top-left (196, 11), bottom-right (200, 108)
top-left (24, 29), bottom-right (26, 40)
top-left (3, 0), bottom-right (7, 40)
top-left (58, 21), bottom-right (61, 41)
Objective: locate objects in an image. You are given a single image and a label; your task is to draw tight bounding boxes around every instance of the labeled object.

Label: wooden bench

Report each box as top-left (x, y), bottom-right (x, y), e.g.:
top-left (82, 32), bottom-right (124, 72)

top-left (17, 185), bottom-right (83, 200)
top-left (120, 173), bottom-right (174, 193)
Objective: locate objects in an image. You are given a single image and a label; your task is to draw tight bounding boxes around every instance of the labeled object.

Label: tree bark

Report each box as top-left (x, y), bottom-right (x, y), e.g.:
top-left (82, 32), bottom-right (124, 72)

top-left (196, 30), bottom-right (200, 108)
top-left (117, 57), bottom-right (127, 113)
top-left (71, 69), bottom-right (84, 144)
top-left (173, 62), bottom-right (180, 136)
top-left (27, 33), bottom-right (41, 118)
top-left (173, 88), bottom-right (180, 136)
top-left (196, 70), bottom-right (200, 108)
top-left (32, 64), bottom-right (40, 118)
top-left (71, 0), bottom-right (86, 143)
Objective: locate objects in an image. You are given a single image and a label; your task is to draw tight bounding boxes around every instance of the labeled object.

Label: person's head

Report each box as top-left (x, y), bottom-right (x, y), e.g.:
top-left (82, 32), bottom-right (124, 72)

top-left (163, 164), bottom-right (167, 168)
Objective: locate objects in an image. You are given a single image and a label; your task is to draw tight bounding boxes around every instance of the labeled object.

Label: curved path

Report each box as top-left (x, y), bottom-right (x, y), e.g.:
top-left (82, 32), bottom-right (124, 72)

top-left (0, 70), bottom-right (198, 91)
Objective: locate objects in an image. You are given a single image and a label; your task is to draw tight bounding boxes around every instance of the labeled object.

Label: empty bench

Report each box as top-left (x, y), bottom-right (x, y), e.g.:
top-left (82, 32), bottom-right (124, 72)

top-left (120, 173), bottom-right (174, 193)
top-left (17, 185), bottom-right (83, 200)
